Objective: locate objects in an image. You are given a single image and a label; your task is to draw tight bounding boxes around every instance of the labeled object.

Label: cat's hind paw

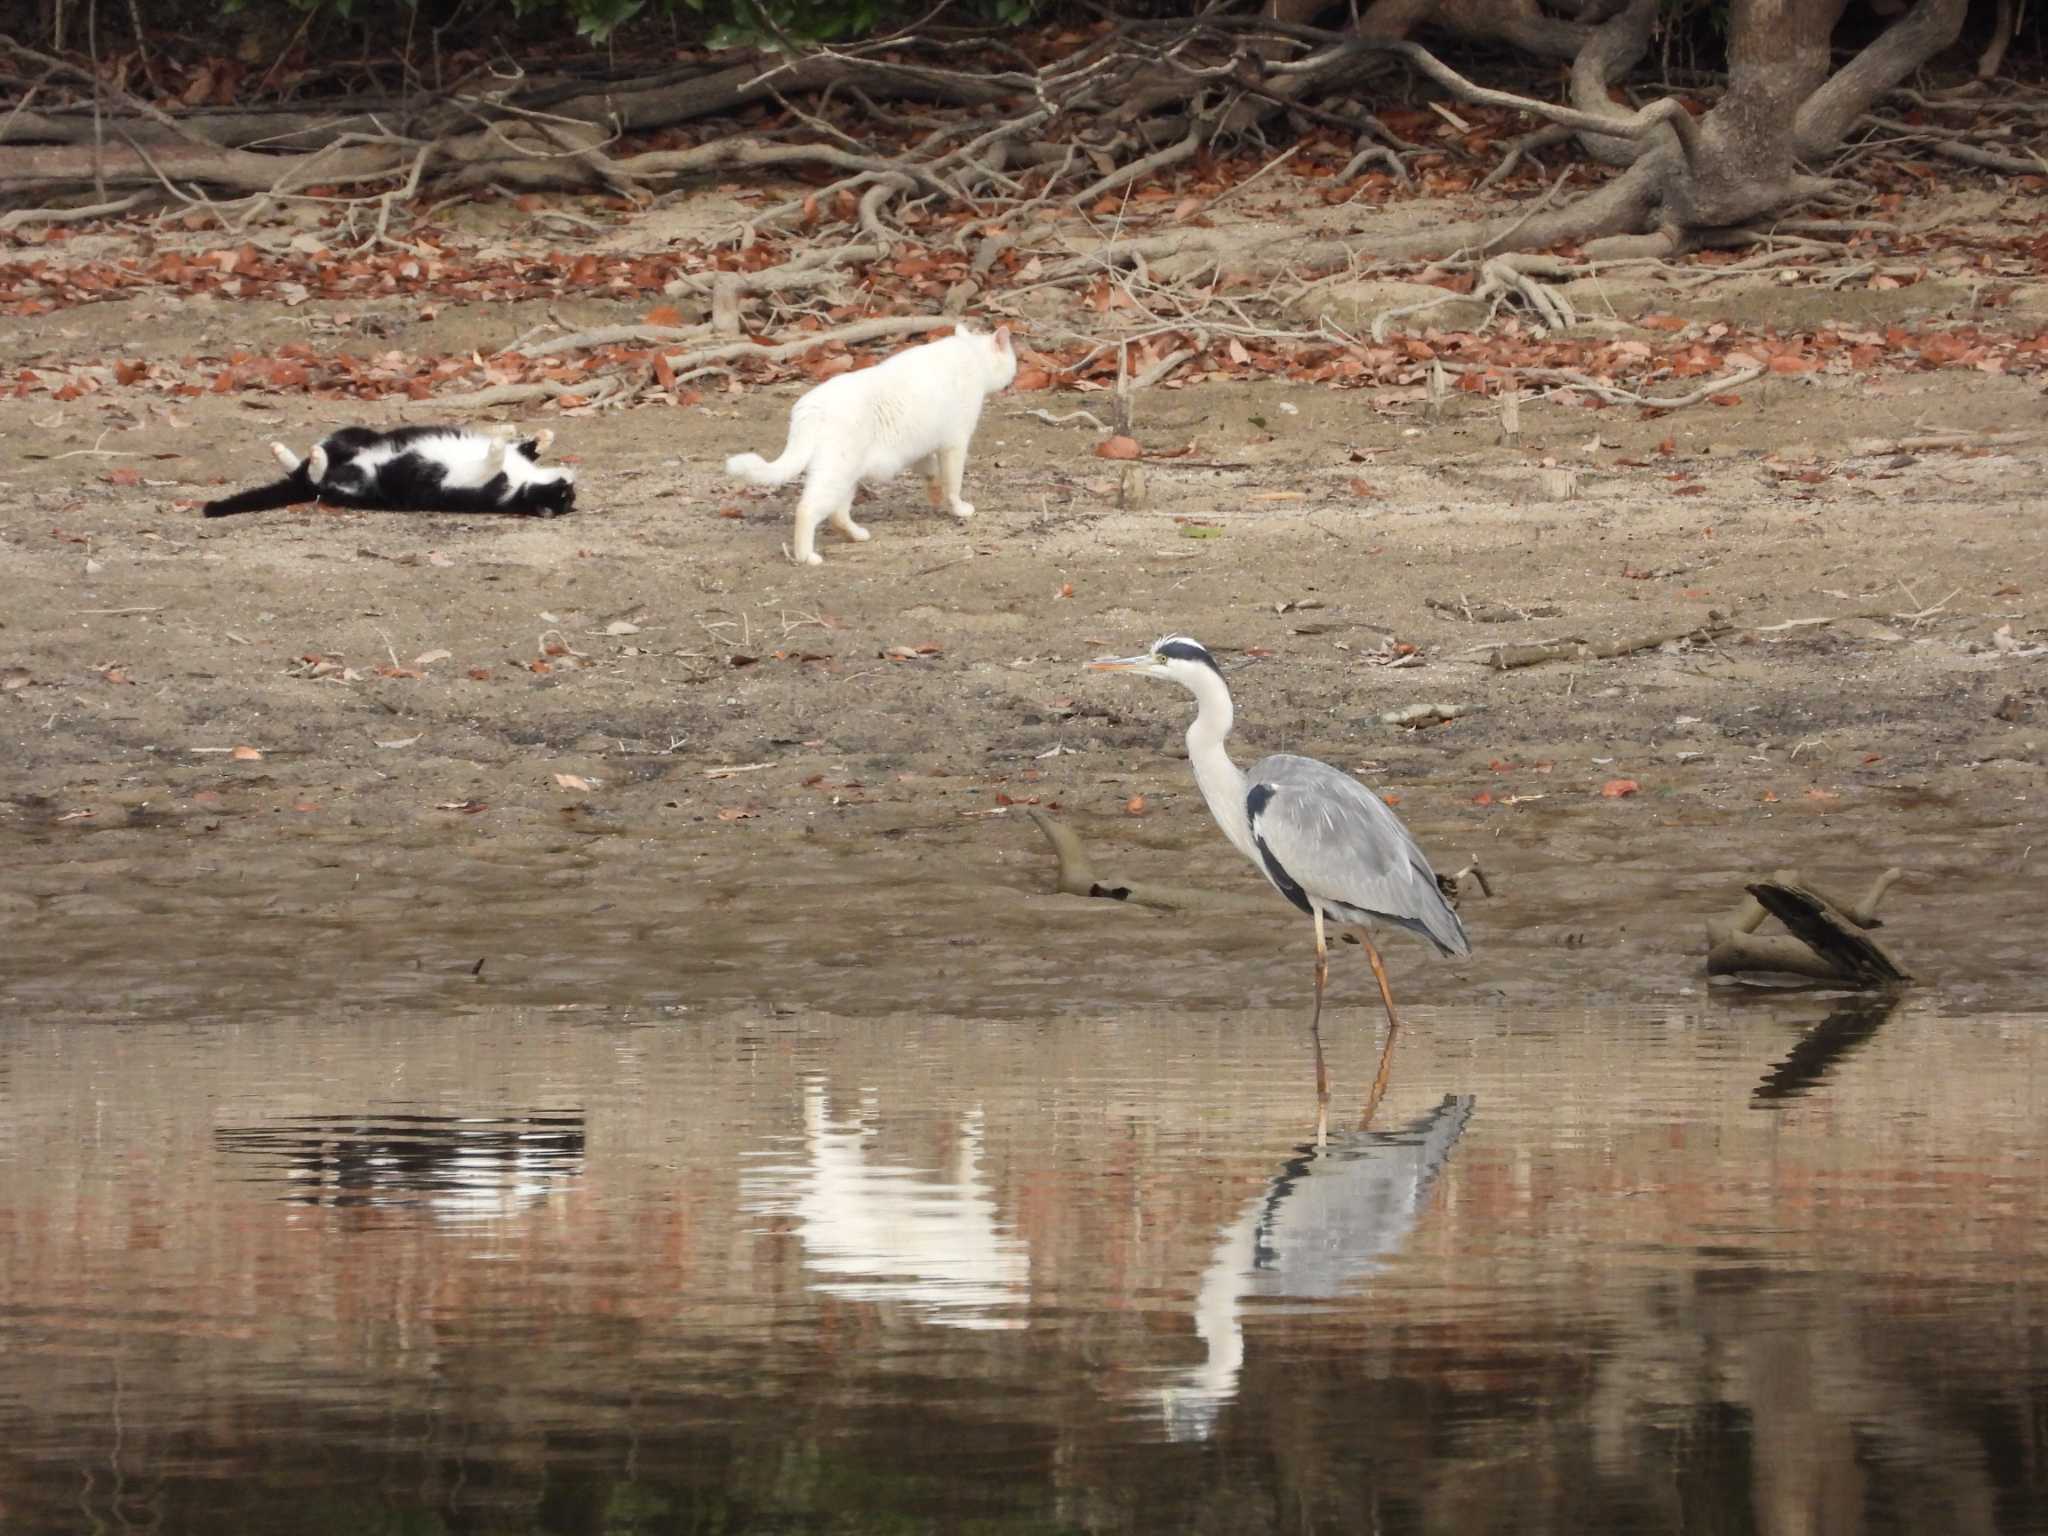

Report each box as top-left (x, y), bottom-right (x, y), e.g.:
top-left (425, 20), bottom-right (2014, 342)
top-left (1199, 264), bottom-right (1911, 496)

top-left (950, 500), bottom-right (976, 521)
top-left (843, 522), bottom-right (871, 542)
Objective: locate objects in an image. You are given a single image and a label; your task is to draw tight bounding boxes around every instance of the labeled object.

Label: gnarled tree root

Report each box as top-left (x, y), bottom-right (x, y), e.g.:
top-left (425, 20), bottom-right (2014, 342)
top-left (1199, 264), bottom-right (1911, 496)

top-left (1706, 866), bottom-right (1910, 988)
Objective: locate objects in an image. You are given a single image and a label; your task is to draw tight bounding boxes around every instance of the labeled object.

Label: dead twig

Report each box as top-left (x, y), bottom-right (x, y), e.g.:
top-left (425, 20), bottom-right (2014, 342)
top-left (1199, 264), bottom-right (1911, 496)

top-left (1484, 620), bottom-right (1732, 671)
top-left (0, 191), bottom-right (145, 231)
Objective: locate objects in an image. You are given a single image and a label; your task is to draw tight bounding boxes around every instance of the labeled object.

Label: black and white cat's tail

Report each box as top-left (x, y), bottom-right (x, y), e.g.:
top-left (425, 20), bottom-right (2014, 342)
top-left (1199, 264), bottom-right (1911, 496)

top-left (726, 419), bottom-right (818, 488)
top-left (204, 443), bottom-right (317, 517)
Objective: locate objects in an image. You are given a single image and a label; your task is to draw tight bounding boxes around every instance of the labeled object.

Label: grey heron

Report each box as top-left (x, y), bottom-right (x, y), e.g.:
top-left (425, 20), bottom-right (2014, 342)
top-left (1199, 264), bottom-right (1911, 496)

top-left (1088, 635), bottom-right (1470, 1135)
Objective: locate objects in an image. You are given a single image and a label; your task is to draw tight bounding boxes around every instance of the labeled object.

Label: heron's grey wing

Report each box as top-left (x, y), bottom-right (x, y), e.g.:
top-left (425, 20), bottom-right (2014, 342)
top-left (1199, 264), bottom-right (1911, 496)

top-left (1245, 754), bottom-right (1470, 956)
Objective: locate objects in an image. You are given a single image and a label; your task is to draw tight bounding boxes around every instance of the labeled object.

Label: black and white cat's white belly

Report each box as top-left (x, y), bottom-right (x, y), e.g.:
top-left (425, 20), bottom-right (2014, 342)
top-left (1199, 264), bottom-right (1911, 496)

top-left (356, 431), bottom-right (507, 491)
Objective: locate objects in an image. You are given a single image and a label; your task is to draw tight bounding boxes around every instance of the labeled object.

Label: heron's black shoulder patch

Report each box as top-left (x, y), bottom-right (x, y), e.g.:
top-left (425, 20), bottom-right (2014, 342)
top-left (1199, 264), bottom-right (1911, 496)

top-left (1247, 783), bottom-right (1312, 916)
top-left (1156, 637), bottom-right (1221, 674)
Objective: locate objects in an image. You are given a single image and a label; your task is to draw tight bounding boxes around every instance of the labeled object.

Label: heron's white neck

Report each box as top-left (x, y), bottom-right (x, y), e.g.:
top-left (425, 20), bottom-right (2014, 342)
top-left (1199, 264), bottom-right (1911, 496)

top-left (1180, 665), bottom-right (1254, 864)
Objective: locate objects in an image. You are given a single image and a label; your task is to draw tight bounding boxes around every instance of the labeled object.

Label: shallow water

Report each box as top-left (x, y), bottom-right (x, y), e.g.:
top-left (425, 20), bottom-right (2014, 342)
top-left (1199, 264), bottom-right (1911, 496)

top-left (5, 986), bottom-right (2047, 1533)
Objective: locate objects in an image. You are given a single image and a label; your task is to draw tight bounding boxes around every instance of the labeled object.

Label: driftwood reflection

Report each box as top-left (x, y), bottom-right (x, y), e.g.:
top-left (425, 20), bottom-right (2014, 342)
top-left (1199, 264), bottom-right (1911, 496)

top-left (1752, 996), bottom-right (1901, 1106)
top-left (213, 1109), bottom-right (585, 1222)
top-left (743, 1079), bottom-right (1028, 1330)
top-left (1157, 1094), bottom-right (1476, 1440)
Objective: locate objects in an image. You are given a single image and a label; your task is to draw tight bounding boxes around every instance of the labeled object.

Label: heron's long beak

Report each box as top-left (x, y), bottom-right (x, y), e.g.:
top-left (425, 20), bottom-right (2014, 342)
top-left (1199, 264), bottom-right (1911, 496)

top-left (1086, 653), bottom-right (1151, 672)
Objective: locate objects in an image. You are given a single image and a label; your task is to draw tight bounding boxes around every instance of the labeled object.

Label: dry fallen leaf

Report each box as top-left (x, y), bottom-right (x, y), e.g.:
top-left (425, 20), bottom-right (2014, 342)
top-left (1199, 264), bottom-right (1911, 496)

top-left (1124, 795), bottom-right (1146, 815)
top-left (1760, 789), bottom-right (1780, 804)
top-left (230, 745), bottom-right (263, 761)
top-left (716, 805), bottom-right (760, 821)
top-left (1095, 435), bottom-right (1142, 461)
top-left (413, 648), bottom-right (452, 666)
top-left (1600, 778), bottom-right (1640, 798)
top-left (436, 800), bottom-right (489, 814)
top-left (553, 773), bottom-right (596, 792)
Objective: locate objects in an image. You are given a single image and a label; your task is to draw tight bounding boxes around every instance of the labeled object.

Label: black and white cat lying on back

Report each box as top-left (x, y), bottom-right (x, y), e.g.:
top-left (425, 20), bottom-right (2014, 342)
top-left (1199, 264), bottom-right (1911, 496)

top-left (203, 426), bottom-right (576, 519)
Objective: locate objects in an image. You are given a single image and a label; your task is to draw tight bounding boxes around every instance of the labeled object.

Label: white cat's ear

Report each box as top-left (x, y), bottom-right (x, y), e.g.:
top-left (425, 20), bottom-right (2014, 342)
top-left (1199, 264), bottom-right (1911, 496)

top-left (993, 324), bottom-right (1013, 352)
top-left (954, 322), bottom-right (971, 338)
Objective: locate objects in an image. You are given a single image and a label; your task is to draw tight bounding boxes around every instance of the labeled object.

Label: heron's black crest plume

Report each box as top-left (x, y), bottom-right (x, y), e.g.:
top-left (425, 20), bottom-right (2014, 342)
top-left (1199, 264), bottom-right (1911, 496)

top-left (1154, 636), bottom-right (1222, 674)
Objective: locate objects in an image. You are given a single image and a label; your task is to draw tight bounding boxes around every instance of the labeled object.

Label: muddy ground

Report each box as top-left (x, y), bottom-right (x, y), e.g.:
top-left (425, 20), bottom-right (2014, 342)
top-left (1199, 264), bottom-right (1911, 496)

top-left (2, 190), bottom-right (2045, 1022)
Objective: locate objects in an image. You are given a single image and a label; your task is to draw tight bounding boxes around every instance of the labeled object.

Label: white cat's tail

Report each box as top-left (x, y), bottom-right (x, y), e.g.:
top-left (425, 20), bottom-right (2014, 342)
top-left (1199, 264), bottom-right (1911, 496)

top-left (726, 418), bottom-right (818, 488)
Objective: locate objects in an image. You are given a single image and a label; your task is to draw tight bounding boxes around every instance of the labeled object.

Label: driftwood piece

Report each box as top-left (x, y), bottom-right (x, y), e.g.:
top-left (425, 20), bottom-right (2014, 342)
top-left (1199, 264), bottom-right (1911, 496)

top-left (1025, 808), bottom-right (1491, 916)
top-left (1705, 866), bottom-right (1909, 987)
top-left (1024, 808), bottom-right (1272, 914)
top-left (1486, 620), bottom-right (1731, 670)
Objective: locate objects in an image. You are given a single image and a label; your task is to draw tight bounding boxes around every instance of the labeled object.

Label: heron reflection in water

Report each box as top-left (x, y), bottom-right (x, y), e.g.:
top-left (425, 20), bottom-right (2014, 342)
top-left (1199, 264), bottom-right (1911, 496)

top-left (743, 1080), bottom-right (1028, 1330)
top-left (1089, 636), bottom-right (1471, 1141)
top-left (1156, 1094), bottom-right (1476, 1441)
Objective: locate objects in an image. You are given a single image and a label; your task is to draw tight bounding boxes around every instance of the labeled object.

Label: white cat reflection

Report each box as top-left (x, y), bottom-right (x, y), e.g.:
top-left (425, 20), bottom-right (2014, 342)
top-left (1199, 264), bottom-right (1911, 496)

top-left (1158, 1095), bottom-right (1476, 1441)
top-left (746, 1082), bottom-right (1029, 1330)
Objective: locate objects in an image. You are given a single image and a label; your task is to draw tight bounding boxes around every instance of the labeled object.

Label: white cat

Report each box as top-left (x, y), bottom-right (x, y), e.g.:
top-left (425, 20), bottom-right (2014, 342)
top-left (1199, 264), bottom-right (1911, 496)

top-left (725, 323), bottom-right (1018, 566)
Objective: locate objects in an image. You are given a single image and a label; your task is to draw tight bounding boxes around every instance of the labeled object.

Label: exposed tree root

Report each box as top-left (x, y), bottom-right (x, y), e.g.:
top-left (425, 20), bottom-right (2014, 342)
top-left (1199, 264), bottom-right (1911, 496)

top-left (0, 4), bottom-right (2028, 415)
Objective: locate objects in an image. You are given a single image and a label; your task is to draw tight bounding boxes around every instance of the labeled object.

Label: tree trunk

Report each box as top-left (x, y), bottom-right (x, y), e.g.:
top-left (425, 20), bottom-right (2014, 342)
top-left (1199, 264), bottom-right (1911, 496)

top-left (1677, 0), bottom-right (1845, 228)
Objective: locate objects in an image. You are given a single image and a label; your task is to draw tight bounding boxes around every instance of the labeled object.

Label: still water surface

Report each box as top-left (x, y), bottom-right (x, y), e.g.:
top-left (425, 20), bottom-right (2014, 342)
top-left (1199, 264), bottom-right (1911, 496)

top-left (4, 984), bottom-right (2045, 1533)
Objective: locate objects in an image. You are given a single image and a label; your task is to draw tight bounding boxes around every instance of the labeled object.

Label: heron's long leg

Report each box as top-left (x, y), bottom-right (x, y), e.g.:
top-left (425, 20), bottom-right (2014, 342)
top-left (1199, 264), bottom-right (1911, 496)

top-left (1310, 908), bottom-right (1331, 1147)
top-left (1360, 931), bottom-right (1404, 1029)
top-left (1358, 931), bottom-right (1403, 1129)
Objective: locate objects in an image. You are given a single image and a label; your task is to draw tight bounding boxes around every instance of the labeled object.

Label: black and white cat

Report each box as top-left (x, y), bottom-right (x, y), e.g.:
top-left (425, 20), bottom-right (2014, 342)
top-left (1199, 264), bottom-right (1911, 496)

top-left (203, 426), bottom-right (576, 518)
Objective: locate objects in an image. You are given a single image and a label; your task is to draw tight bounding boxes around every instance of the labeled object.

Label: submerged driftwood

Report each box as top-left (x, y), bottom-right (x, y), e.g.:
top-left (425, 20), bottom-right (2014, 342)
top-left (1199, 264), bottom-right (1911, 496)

top-left (1705, 867), bottom-right (1909, 988)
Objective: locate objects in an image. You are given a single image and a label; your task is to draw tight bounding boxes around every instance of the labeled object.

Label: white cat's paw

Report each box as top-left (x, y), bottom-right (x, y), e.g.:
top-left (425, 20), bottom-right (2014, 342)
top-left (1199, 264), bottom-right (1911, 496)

top-left (845, 522), bottom-right (871, 542)
top-left (531, 428), bottom-right (554, 455)
top-left (804, 552), bottom-right (825, 566)
top-left (951, 501), bottom-right (975, 521)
